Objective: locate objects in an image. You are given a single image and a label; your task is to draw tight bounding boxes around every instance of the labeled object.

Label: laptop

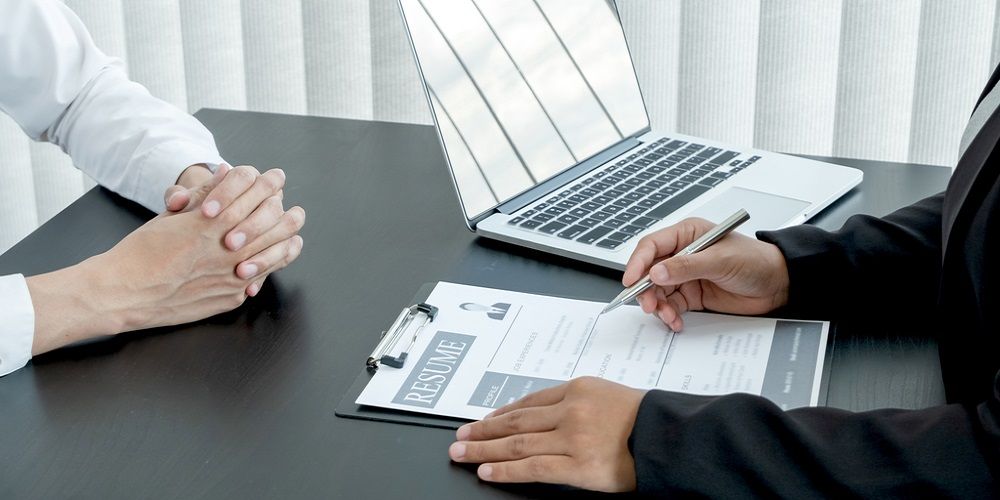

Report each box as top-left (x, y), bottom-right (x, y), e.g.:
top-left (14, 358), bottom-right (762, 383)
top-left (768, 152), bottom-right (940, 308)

top-left (396, 0), bottom-right (862, 270)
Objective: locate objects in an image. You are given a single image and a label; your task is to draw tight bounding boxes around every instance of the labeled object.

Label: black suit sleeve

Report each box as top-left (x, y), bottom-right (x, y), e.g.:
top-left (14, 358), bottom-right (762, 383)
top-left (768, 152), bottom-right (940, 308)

top-left (623, 194), bottom-right (1000, 496)
top-left (756, 194), bottom-right (943, 318)
top-left (627, 381), bottom-right (1000, 498)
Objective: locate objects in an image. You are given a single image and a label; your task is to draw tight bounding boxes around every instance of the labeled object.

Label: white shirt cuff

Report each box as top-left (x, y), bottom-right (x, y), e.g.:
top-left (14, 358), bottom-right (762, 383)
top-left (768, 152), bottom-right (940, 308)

top-left (133, 140), bottom-right (226, 213)
top-left (0, 274), bottom-right (34, 376)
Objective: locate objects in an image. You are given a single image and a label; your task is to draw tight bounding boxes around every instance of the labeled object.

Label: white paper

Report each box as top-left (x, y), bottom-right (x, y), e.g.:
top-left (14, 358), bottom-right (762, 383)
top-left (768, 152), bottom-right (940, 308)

top-left (357, 282), bottom-right (829, 420)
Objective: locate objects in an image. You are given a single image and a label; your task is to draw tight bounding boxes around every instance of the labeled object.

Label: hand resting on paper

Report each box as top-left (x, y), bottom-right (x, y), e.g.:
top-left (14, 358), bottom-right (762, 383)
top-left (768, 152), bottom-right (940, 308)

top-left (449, 376), bottom-right (645, 492)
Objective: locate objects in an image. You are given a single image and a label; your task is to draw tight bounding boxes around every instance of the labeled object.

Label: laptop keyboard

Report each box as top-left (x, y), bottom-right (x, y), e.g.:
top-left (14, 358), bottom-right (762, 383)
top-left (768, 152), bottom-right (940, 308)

top-left (506, 137), bottom-right (760, 249)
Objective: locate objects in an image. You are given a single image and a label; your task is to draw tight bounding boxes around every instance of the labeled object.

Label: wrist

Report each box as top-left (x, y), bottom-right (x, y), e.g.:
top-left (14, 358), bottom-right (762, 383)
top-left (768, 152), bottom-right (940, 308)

top-left (26, 256), bottom-right (125, 355)
top-left (765, 243), bottom-right (791, 309)
top-left (175, 163), bottom-right (213, 189)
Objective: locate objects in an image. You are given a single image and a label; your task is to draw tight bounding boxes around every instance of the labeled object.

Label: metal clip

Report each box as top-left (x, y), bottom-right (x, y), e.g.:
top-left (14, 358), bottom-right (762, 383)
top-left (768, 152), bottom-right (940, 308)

top-left (367, 302), bottom-right (438, 370)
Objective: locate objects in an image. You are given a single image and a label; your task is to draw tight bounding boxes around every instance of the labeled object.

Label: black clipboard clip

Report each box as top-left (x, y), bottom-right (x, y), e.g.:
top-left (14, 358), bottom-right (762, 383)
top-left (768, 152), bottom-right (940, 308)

top-left (367, 302), bottom-right (439, 370)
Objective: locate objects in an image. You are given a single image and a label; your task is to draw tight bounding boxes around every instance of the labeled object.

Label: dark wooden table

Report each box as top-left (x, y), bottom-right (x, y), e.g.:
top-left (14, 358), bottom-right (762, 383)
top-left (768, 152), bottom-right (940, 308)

top-left (0, 110), bottom-right (953, 498)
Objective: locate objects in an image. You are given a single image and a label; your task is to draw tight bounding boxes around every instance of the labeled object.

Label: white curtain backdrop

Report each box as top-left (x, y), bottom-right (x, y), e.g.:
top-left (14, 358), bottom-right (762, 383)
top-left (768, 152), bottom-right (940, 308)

top-left (1, 0), bottom-right (998, 253)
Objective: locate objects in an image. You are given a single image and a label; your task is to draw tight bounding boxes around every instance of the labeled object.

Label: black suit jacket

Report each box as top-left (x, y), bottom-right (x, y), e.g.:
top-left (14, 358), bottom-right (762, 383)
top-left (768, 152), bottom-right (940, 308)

top-left (627, 69), bottom-right (1000, 498)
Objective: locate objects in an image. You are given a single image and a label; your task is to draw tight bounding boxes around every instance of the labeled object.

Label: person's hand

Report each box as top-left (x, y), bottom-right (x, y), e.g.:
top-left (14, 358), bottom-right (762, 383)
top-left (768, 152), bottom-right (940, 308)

top-left (448, 377), bottom-right (645, 493)
top-left (26, 178), bottom-right (305, 355)
top-left (623, 217), bottom-right (790, 331)
top-left (163, 163), bottom-right (291, 297)
top-left (163, 163), bottom-right (217, 212)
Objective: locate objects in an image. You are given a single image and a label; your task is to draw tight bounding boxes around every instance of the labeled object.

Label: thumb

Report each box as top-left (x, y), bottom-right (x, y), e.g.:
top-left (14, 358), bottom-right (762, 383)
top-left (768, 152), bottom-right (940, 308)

top-left (163, 185), bottom-right (190, 212)
top-left (649, 252), bottom-right (719, 287)
top-left (188, 162), bottom-right (232, 209)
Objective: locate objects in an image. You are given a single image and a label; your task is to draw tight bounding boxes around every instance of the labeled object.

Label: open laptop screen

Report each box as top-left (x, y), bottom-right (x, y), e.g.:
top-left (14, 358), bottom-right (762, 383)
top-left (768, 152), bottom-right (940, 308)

top-left (398, 0), bottom-right (650, 221)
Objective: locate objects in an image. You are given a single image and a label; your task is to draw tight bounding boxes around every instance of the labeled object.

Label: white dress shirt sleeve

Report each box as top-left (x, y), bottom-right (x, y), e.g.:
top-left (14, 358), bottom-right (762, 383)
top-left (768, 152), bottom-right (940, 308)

top-left (0, 0), bottom-right (226, 212)
top-left (0, 275), bottom-right (34, 376)
top-left (0, 0), bottom-right (228, 375)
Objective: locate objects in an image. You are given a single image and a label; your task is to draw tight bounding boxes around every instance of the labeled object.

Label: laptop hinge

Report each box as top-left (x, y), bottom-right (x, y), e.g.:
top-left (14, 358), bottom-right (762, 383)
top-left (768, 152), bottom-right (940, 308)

top-left (495, 137), bottom-right (642, 216)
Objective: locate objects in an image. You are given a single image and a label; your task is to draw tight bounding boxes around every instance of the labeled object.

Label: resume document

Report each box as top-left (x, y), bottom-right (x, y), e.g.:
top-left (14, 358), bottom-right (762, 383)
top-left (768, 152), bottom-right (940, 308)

top-left (357, 282), bottom-right (829, 420)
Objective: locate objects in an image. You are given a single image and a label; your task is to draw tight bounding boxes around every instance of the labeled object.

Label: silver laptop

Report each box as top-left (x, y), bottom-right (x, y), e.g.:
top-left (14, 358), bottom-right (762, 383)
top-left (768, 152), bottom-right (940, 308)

top-left (397, 0), bottom-right (862, 270)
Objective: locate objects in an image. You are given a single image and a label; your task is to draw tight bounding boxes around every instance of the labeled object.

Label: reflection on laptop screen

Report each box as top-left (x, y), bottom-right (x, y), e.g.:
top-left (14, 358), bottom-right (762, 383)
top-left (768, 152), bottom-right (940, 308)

top-left (400, 0), bottom-right (650, 220)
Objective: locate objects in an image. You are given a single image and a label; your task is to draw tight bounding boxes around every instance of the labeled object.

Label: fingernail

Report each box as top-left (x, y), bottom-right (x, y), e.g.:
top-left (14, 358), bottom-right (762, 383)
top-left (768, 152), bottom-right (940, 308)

top-left (274, 168), bottom-right (286, 180)
top-left (449, 442), bottom-right (466, 460)
top-left (479, 465), bottom-right (493, 480)
top-left (248, 283), bottom-right (260, 297)
top-left (230, 232), bottom-right (246, 250)
top-left (635, 295), bottom-right (645, 308)
top-left (204, 200), bottom-right (221, 217)
top-left (456, 424), bottom-right (471, 440)
top-left (241, 263), bottom-right (259, 279)
top-left (651, 264), bottom-right (669, 283)
top-left (167, 192), bottom-right (183, 206)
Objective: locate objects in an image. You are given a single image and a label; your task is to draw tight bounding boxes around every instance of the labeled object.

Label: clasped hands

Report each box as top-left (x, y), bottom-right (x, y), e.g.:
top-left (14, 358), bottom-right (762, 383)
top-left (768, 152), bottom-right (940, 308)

top-left (163, 162), bottom-right (305, 299)
top-left (120, 162), bottom-right (305, 327)
top-left (27, 162), bottom-right (305, 356)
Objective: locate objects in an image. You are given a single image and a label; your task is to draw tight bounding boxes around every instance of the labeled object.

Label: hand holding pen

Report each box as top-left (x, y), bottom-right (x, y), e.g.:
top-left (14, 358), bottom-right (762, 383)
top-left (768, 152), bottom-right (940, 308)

top-left (613, 209), bottom-right (793, 331)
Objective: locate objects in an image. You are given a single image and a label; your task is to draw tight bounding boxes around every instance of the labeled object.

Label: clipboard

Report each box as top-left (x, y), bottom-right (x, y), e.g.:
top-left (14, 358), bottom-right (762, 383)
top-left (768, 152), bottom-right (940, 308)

top-left (334, 282), bottom-right (835, 429)
top-left (335, 283), bottom-right (469, 429)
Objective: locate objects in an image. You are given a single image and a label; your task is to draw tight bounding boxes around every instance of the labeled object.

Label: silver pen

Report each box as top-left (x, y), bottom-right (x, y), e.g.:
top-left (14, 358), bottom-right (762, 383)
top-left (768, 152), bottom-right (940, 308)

top-left (601, 208), bottom-right (751, 314)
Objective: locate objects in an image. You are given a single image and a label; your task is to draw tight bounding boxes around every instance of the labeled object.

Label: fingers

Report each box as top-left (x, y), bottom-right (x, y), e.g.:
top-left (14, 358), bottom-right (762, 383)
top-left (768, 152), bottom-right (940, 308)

top-left (225, 195), bottom-right (283, 251)
top-left (656, 290), bottom-right (688, 331)
top-left (450, 430), bottom-right (567, 465)
top-left (246, 276), bottom-right (266, 297)
top-left (186, 163), bottom-right (231, 212)
top-left (482, 383), bottom-right (568, 419)
top-left (622, 235), bottom-right (661, 286)
top-left (204, 165), bottom-right (285, 220)
top-left (476, 456), bottom-right (577, 485)
top-left (457, 407), bottom-right (562, 442)
top-left (237, 234), bottom-right (304, 281)
top-left (163, 185), bottom-right (189, 212)
top-left (236, 206), bottom-right (306, 263)
top-left (622, 218), bottom-right (712, 286)
top-left (635, 287), bottom-right (665, 314)
top-left (649, 252), bottom-right (722, 288)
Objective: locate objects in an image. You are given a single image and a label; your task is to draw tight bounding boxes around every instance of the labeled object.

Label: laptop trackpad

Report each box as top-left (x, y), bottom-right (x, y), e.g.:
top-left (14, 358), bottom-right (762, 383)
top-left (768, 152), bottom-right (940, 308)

top-left (688, 187), bottom-right (809, 235)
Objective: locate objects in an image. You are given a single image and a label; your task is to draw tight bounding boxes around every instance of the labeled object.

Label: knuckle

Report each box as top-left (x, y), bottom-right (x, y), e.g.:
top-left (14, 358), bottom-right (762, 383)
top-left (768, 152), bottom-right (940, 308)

top-left (504, 410), bottom-right (523, 433)
top-left (463, 442), bottom-right (484, 461)
top-left (259, 172), bottom-right (282, 192)
top-left (672, 255), bottom-right (692, 275)
top-left (229, 292), bottom-right (247, 309)
top-left (508, 435), bottom-right (527, 457)
top-left (265, 195), bottom-right (284, 212)
top-left (219, 207), bottom-right (243, 227)
top-left (233, 165), bottom-right (258, 183)
top-left (527, 457), bottom-right (549, 480)
top-left (474, 420), bottom-right (494, 439)
top-left (570, 376), bottom-right (597, 391)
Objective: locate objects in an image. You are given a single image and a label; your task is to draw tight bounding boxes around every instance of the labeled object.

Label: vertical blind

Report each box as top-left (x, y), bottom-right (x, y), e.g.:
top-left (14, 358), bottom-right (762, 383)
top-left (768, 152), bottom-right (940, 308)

top-left (1, 0), bottom-right (997, 253)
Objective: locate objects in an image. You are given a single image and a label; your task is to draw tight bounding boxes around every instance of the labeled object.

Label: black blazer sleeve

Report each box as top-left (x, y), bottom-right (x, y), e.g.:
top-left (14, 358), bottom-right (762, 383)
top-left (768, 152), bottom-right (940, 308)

top-left (627, 380), bottom-right (1000, 498)
top-left (755, 194), bottom-right (943, 319)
